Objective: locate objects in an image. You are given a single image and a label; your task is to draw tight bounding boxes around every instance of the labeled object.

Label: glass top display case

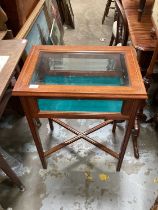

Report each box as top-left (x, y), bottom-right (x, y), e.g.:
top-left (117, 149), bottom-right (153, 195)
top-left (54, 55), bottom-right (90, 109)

top-left (30, 52), bottom-right (129, 87)
top-left (12, 45), bottom-right (147, 171)
top-left (13, 45), bottom-right (147, 114)
top-left (13, 45), bottom-right (146, 99)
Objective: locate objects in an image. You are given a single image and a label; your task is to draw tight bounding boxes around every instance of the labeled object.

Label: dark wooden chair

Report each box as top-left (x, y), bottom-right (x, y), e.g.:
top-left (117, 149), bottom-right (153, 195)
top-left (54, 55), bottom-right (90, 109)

top-left (102, 0), bottom-right (115, 24)
top-left (0, 86), bottom-right (24, 191)
top-left (109, 0), bottom-right (129, 46)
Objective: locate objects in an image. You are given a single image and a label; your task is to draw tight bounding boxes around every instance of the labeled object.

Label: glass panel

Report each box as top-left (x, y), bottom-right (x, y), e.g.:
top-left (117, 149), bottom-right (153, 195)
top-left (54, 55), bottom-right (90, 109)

top-left (30, 52), bottom-right (129, 86)
top-left (38, 99), bottom-right (123, 113)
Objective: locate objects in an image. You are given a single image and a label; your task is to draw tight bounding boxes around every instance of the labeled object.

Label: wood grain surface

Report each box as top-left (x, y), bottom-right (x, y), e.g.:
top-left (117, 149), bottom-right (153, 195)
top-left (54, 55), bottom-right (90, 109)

top-left (13, 45), bottom-right (147, 99)
top-left (122, 0), bottom-right (154, 10)
top-left (0, 31), bottom-right (7, 40)
top-left (0, 39), bottom-right (27, 100)
top-left (125, 9), bottom-right (157, 51)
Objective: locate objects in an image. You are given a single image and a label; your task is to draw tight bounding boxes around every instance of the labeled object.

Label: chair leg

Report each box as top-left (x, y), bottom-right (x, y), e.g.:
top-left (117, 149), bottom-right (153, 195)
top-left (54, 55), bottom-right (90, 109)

top-left (132, 117), bottom-right (140, 159)
top-left (0, 152), bottom-right (25, 191)
top-left (138, 0), bottom-right (146, 21)
top-left (114, 35), bottom-right (119, 46)
top-left (102, 0), bottom-right (113, 24)
top-left (113, 117), bottom-right (140, 159)
top-left (109, 34), bottom-right (115, 46)
top-left (48, 118), bottom-right (54, 131)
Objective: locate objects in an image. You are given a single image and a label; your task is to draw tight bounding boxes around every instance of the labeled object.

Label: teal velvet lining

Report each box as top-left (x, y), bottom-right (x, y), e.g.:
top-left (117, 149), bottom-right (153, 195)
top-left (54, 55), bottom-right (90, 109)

top-left (43, 75), bottom-right (122, 86)
top-left (38, 99), bottom-right (123, 112)
top-left (38, 75), bottom-right (123, 113)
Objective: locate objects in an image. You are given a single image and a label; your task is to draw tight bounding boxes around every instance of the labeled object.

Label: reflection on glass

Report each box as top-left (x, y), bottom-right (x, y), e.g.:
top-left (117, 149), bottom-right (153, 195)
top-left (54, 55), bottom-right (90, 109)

top-left (30, 52), bottom-right (129, 86)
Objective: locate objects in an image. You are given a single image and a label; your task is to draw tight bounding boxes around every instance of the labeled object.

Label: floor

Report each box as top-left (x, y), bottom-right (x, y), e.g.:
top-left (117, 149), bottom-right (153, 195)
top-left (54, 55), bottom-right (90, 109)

top-left (63, 0), bottom-right (113, 46)
top-left (0, 0), bottom-right (158, 210)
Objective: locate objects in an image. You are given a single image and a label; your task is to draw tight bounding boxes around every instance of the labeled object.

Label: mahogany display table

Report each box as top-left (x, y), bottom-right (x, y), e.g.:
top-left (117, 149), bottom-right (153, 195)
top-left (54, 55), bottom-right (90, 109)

top-left (13, 45), bottom-right (147, 171)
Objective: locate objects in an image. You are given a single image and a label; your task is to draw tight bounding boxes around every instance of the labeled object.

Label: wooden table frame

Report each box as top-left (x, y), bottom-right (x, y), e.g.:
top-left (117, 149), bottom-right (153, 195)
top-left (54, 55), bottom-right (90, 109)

top-left (13, 45), bottom-right (147, 171)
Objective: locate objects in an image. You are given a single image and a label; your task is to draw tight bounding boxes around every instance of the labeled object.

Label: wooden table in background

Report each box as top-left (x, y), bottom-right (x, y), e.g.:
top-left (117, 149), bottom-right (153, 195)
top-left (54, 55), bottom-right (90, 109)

top-left (122, 0), bottom-right (154, 21)
top-left (122, 0), bottom-right (154, 10)
top-left (122, 0), bottom-right (157, 74)
top-left (0, 39), bottom-right (27, 189)
top-left (124, 9), bottom-right (156, 51)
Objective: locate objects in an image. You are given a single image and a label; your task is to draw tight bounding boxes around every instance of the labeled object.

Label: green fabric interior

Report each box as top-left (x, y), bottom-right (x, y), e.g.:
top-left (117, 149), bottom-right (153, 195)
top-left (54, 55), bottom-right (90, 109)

top-left (38, 99), bottom-right (123, 112)
top-left (43, 75), bottom-right (123, 86)
top-left (38, 75), bottom-right (123, 112)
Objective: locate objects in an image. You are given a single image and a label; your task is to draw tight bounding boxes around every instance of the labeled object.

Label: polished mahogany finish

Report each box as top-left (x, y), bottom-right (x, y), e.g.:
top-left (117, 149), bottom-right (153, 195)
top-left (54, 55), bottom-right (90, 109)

top-left (122, 0), bottom-right (154, 21)
top-left (121, 0), bottom-right (157, 72)
top-left (13, 45), bottom-right (147, 171)
top-left (124, 9), bottom-right (156, 52)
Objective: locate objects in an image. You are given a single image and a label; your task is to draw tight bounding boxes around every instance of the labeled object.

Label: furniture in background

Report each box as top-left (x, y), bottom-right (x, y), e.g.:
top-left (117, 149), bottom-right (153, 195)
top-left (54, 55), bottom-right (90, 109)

top-left (147, 0), bottom-right (158, 77)
top-left (0, 30), bottom-right (13, 40)
top-left (102, 0), bottom-right (115, 24)
top-left (0, 40), bottom-right (27, 112)
top-left (102, 0), bottom-right (154, 24)
top-left (13, 45), bottom-right (147, 171)
top-left (109, 0), bottom-right (128, 46)
top-left (143, 41), bottom-right (158, 126)
top-left (0, 0), bottom-right (39, 35)
top-left (122, 0), bottom-right (154, 11)
top-left (138, 0), bottom-right (146, 21)
top-left (122, 0), bottom-right (154, 21)
top-left (146, 42), bottom-right (158, 78)
top-left (56, 0), bottom-right (75, 29)
top-left (16, 0), bottom-right (64, 58)
top-left (152, 0), bottom-right (158, 31)
top-left (16, 0), bottom-right (51, 57)
top-left (0, 39), bottom-right (27, 189)
top-left (121, 0), bottom-right (156, 74)
top-left (146, 2), bottom-right (158, 204)
top-left (103, 0), bottom-right (156, 73)
top-left (109, 0), bottom-right (144, 156)
top-left (46, 0), bottom-right (64, 44)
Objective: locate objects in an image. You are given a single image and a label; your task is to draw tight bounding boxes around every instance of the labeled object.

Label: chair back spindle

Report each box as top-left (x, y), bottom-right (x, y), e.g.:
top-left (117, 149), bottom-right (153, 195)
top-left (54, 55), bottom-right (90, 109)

top-left (109, 0), bottom-right (129, 46)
